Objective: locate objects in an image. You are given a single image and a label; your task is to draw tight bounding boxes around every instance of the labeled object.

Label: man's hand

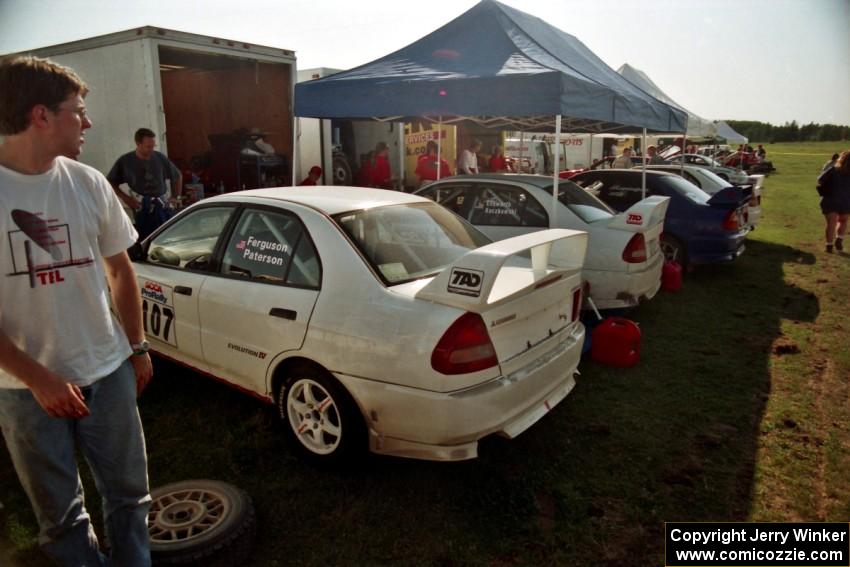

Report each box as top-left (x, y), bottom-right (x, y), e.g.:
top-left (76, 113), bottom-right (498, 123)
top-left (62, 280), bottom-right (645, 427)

top-left (30, 373), bottom-right (90, 419)
top-left (127, 195), bottom-right (141, 211)
top-left (130, 353), bottom-right (153, 396)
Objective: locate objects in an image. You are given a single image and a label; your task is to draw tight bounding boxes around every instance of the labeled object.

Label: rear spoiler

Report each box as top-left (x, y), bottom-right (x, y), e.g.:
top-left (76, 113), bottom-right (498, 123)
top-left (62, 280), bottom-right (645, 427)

top-left (707, 186), bottom-right (753, 208)
top-left (607, 195), bottom-right (669, 231)
top-left (416, 229), bottom-right (587, 312)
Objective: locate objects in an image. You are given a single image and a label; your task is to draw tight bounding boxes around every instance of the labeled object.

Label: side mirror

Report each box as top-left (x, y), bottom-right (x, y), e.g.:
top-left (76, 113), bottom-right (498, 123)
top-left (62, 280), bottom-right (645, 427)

top-left (128, 242), bottom-right (144, 262)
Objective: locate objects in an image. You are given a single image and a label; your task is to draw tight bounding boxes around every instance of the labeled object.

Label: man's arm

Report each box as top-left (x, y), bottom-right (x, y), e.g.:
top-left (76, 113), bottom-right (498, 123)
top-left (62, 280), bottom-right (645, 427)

top-left (103, 251), bottom-right (152, 395)
top-left (0, 331), bottom-right (90, 418)
top-left (108, 159), bottom-right (141, 211)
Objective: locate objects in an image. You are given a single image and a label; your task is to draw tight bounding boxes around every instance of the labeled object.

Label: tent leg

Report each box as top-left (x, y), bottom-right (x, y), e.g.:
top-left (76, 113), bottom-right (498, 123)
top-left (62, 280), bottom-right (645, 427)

top-left (641, 127), bottom-right (647, 199)
top-left (437, 116), bottom-right (442, 180)
top-left (551, 115), bottom-right (562, 228)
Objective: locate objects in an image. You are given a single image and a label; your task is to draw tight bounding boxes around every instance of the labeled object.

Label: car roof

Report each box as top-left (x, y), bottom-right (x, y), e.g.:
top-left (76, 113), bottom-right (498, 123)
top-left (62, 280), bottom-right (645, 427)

top-left (573, 169), bottom-right (676, 179)
top-left (431, 173), bottom-right (562, 189)
top-left (202, 186), bottom-right (428, 215)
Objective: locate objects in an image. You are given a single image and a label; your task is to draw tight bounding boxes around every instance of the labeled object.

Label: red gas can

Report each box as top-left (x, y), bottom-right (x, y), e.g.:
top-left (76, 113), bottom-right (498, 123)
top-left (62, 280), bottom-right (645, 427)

top-left (590, 317), bottom-right (641, 368)
top-left (661, 260), bottom-right (683, 292)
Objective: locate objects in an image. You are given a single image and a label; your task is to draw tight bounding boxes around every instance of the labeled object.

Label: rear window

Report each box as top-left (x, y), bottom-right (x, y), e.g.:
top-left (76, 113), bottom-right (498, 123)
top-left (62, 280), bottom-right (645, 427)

top-left (334, 202), bottom-right (491, 285)
top-left (663, 175), bottom-right (711, 204)
top-left (543, 181), bottom-right (614, 223)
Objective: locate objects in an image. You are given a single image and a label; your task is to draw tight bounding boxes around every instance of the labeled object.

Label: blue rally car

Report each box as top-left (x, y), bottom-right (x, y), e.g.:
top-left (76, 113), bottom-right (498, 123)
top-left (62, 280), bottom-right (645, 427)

top-left (571, 170), bottom-right (750, 266)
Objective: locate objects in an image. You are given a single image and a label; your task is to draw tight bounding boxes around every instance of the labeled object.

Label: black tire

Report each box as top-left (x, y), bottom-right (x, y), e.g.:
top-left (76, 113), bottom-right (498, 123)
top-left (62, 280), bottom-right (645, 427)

top-left (148, 480), bottom-right (256, 566)
top-left (277, 365), bottom-right (366, 465)
top-left (331, 154), bottom-right (352, 185)
top-left (660, 233), bottom-right (687, 265)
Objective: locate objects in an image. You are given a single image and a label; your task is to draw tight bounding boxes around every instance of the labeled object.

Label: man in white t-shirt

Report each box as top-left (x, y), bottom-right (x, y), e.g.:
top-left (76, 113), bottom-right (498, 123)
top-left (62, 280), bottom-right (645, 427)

top-left (0, 56), bottom-right (153, 566)
top-left (611, 147), bottom-right (634, 169)
top-left (459, 139), bottom-right (482, 175)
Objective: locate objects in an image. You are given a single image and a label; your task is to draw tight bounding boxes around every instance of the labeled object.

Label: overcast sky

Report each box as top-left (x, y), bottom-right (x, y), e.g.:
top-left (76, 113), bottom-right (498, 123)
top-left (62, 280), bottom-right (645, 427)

top-left (2, 0), bottom-right (848, 126)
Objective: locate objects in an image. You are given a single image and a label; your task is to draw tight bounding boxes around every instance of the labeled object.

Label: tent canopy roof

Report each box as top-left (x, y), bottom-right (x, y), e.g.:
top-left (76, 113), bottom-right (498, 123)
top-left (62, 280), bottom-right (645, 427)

top-left (295, 0), bottom-right (687, 134)
top-left (616, 64), bottom-right (716, 138)
top-left (714, 121), bottom-right (748, 144)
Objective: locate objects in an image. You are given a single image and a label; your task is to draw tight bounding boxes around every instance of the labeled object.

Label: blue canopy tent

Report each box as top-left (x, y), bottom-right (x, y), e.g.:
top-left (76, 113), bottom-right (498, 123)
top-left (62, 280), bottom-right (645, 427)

top-left (295, 0), bottom-right (687, 134)
top-left (294, 0), bottom-right (687, 219)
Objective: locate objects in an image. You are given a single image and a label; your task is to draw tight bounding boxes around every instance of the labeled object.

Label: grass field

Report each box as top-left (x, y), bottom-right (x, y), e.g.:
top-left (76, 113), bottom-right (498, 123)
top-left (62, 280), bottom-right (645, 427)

top-left (2, 141), bottom-right (849, 566)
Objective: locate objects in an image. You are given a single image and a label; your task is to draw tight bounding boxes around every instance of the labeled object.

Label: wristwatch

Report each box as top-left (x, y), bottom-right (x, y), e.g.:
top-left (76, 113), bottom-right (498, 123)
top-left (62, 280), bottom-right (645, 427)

top-left (131, 340), bottom-right (151, 356)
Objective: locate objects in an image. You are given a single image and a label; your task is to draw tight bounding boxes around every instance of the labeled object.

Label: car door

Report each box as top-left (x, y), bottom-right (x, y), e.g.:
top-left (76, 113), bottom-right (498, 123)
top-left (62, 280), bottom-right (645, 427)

top-left (133, 205), bottom-right (238, 371)
top-left (199, 205), bottom-right (321, 394)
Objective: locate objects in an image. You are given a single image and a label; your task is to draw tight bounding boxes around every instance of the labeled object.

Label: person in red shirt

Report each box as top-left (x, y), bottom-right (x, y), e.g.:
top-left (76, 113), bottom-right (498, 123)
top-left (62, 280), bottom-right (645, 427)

top-left (298, 165), bottom-right (322, 186)
top-left (369, 142), bottom-right (393, 189)
top-left (488, 145), bottom-right (511, 173)
top-left (415, 140), bottom-right (452, 187)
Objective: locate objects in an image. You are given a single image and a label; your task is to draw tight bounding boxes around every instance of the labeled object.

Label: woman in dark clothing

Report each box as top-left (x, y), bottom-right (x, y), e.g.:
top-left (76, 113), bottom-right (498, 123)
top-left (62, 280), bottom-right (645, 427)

top-left (817, 150), bottom-right (850, 253)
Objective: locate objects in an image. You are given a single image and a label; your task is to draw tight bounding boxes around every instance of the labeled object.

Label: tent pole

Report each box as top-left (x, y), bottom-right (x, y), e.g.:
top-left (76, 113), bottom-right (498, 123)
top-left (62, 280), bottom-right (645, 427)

top-left (641, 127), bottom-right (647, 199)
top-left (551, 115), bottom-right (562, 228)
top-left (519, 131), bottom-right (525, 173)
top-left (436, 116), bottom-right (442, 180)
top-left (680, 129), bottom-right (686, 176)
top-left (588, 133), bottom-right (592, 168)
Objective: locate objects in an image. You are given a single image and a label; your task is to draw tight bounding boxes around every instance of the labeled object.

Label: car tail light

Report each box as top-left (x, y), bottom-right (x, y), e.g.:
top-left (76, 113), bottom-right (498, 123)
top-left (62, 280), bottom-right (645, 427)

top-left (749, 195), bottom-right (758, 207)
top-left (572, 286), bottom-right (583, 322)
top-left (621, 233), bottom-right (648, 263)
top-left (722, 210), bottom-right (739, 231)
top-left (431, 312), bottom-right (498, 375)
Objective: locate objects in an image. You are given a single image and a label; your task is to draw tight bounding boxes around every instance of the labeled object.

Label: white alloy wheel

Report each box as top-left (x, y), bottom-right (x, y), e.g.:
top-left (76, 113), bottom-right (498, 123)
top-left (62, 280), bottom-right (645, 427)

top-left (286, 378), bottom-right (343, 455)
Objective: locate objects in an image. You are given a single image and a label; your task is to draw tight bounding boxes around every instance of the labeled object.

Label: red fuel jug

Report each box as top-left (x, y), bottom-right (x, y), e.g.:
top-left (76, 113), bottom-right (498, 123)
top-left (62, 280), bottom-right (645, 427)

top-left (661, 260), bottom-right (683, 292)
top-left (591, 317), bottom-right (641, 368)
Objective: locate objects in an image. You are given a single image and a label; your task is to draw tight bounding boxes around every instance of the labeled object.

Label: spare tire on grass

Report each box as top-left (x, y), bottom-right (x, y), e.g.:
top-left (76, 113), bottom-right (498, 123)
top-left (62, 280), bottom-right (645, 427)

top-left (148, 479), bottom-right (255, 566)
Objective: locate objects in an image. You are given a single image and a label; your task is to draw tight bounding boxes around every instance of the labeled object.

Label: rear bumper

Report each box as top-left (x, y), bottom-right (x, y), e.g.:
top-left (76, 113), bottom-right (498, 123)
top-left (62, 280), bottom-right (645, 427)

top-left (688, 231), bottom-right (748, 264)
top-left (585, 253), bottom-right (663, 310)
top-left (335, 323), bottom-right (585, 461)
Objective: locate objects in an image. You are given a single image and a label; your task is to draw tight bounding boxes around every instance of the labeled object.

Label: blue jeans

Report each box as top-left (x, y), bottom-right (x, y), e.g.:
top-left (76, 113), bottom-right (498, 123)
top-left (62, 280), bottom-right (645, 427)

top-left (0, 359), bottom-right (151, 566)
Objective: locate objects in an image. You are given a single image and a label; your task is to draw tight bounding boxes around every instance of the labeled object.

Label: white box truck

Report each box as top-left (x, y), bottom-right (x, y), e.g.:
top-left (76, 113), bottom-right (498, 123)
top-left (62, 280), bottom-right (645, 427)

top-left (22, 27), bottom-right (297, 194)
top-left (296, 67), bottom-right (404, 188)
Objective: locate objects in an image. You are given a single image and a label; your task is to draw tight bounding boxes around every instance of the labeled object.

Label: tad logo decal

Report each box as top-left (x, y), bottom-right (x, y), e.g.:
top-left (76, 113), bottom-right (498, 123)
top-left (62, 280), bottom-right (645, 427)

top-left (627, 213), bottom-right (643, 225)
top-left (448, 268), bottom-right (484, 297)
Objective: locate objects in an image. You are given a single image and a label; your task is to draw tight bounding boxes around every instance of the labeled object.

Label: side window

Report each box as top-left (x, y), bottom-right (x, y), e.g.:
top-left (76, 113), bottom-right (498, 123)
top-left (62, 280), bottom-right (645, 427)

top-left (420, 185), bottom-right (472, 218)
top-left (601, 181), bottom-right (643, 210)
top-left (468, 185), bottom-right (546, 227)
top-left (221, 209), bottom-right (318, 287)
top-left (146, 206), bottom-right (235, 271)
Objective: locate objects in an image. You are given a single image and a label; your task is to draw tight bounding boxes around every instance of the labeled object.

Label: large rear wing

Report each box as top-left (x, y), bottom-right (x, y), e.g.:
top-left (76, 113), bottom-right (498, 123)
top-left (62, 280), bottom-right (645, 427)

top-left (707, 186), bottom-right (753, 209)
top-left (416, 229), bottom-right (587, 312)
top-left (607, 195), bottom-right (670, 232)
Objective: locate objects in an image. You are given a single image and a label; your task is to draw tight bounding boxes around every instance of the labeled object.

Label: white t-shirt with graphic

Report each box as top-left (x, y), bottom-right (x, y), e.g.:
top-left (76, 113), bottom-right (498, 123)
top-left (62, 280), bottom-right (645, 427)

top-left (0, 157), bottom-right (138, 389)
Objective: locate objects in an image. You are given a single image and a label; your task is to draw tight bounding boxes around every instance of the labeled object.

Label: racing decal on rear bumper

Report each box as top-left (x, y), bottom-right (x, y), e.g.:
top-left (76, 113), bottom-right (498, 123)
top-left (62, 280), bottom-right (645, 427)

top-left (227, 342), bottom-right (268, 360)
top-left (448, 267), bottom-right (484, 297)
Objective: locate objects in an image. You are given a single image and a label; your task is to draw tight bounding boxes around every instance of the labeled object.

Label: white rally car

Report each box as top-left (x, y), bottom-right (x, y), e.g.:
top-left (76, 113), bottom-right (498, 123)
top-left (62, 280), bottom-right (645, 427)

top-left (132, 187), bottom-right (588, 463)
top-left (416, 174), bottom-right (669, 310)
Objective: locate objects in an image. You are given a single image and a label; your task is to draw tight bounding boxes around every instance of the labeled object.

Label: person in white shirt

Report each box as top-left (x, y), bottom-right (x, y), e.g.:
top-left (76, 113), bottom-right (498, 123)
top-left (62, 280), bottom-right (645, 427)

top-left (459, 139), bottom-right (482, 174)
top-left (0, 55), bottom-right (153, 566)
top-left (611, 147), bottom-right (634, 169)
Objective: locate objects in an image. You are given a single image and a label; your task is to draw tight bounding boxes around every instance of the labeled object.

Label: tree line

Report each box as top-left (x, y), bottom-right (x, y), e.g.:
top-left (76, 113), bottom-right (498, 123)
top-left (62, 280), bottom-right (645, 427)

top-left (725, 120), bottom-right (850, 143)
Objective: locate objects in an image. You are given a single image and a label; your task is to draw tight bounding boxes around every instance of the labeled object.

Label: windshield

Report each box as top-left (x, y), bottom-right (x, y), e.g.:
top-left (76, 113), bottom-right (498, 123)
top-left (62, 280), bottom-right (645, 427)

top-left (544, 180), bottom-right (614, 223)
top-left (663, 175), bottom-right (711, 205)
top-left (334, 202), bottom-right (491, 285)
